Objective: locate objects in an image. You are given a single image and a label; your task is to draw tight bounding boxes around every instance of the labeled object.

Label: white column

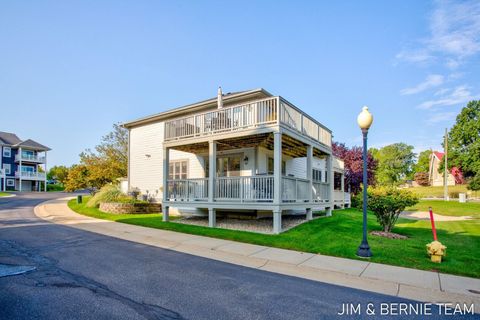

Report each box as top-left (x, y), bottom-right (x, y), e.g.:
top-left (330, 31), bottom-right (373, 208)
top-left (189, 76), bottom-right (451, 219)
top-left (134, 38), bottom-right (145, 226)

top-left (208, 141), bottom-right (217, 203)
top-left (19, 147), bottom-right (22, 192)
top-left (273, 132), bottom-right (282, 205)
top-left (341, 172), bottom-right (345, 208)
top-left (208, 208), bottom-right (216, 228)
top-left (306, 145), bottom-right (313, 219)
top-left (162, 147), bottom-right (170, 222)
top-left (326, 154), bottom-right (334, 216)
top-left (273, 209), bottom-right (282, 234)
top-left (44, 151), bottom-right (47, 192)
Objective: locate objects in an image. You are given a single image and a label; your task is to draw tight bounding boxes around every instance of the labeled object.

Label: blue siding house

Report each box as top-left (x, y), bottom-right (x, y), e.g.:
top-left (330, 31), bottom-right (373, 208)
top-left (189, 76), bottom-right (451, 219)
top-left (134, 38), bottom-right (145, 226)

top-left (0, 131), bottom-right (50, 192)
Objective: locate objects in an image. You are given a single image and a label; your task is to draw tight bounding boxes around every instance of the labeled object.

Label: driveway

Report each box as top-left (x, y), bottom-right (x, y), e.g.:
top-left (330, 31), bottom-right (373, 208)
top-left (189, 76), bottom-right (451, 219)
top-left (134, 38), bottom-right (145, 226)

top-left (0, 193), bottom-right (461, 319)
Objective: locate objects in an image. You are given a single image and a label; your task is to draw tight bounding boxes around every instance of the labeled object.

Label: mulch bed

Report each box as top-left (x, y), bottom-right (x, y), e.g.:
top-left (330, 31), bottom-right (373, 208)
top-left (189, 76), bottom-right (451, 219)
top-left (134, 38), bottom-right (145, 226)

top-left (370, 231), bottom-right (408, 239)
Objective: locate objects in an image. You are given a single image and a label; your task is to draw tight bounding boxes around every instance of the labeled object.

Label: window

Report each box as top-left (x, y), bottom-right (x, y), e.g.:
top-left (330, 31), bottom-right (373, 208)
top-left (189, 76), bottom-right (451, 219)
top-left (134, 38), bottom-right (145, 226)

top-left (3, 147), bottom-right (11, 158)
top-left (2, 164), bottom-right (11, 175)
top-left (168, 160), bottom-right (188, 180)
top-left (267, 157), bottom-right (286, 175)
top-left (312, 169), bottom-right (322, 182)
top-left (21, 166), bottom-right (35, 173)
top-left (217, 155), bottom-right (241, 177)
top-left (22, 150), bottom-right (34, 158)
top-left (6, 179), bottom-right (14, 187)
top-left (334, 172), bottom-right (343, 190)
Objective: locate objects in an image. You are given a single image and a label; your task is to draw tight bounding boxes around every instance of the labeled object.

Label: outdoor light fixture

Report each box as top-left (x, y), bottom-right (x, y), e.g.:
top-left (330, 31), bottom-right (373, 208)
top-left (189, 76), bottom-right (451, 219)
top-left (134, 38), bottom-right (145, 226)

top-left (243, 156), bottom-right (249, 165)
top-left (356, 106), bottom-right (373, 258)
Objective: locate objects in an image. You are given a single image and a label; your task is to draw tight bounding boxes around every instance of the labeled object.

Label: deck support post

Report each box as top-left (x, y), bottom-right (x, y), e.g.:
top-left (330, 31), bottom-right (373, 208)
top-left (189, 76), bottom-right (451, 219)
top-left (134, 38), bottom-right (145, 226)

top-left (273, 132), bottom-right (282, 205)
top-left (306, 208), bottom-right (313, 220)
top-left (44, 150), bottom-right (47, 192)
top-left (208, 140), bottom-right (217, 203)
top-left (162, 146), bottom-right (170, 222)
top-left (326, 207), bottom-right (332, 217)
top-left (163, 206), bottom-right (169, 222)
top-left (306, 144), bottom-right (313, 202)
top-left (273, 209), bottom-right (282, 234)
top-left (327, 153), bottom-right (334, 216)
top-left (208, 208), bottom-right (216, 228)
top-left (19, 147), bottom-right (22, 192)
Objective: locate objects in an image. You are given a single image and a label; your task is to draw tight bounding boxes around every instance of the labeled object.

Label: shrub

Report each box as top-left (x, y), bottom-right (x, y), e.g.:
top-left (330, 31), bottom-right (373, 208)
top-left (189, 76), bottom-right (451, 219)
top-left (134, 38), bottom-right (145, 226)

top-left (467, 174), bottom-right (480, 191)
top-left (47, 184), bottom-right (65, 192)
top-left (449, 191), bottom-right (460, 199)
top-left (355, 186), bottom-right (418, 232)
top-left (86, 184), bottom-right (127, 208)
top-left (414, 172), bottom-right (429, 186)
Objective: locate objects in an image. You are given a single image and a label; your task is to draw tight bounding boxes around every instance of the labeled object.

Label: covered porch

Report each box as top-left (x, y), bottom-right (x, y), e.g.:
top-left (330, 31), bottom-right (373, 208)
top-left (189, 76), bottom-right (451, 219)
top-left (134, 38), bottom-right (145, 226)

top-left (162, 131), bottom-right (343, 233)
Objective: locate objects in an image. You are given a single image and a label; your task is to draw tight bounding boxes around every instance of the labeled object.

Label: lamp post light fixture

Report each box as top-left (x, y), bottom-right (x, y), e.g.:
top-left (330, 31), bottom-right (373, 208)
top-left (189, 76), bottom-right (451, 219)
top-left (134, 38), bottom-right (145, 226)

top-left (357, 106), bottom-right (373, 258)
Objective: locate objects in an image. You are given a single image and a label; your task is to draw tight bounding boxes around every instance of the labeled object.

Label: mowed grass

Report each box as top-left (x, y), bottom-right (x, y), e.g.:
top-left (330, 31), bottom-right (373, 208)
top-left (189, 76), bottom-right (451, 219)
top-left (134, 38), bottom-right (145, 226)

top-left (409, 184), bottom-right (480, 198)
top-left (0, 192), bottom-right (11, 197)
top-left (68, 197), bottom-right (480, 278)
top-left (407, 200), bottom-right (480, 219)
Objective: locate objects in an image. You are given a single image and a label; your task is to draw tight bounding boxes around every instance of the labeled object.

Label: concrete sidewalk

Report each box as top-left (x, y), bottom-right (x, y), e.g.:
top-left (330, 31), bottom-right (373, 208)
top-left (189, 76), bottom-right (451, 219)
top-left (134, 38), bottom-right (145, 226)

top-left (35, 197), bottom-right (480, 312)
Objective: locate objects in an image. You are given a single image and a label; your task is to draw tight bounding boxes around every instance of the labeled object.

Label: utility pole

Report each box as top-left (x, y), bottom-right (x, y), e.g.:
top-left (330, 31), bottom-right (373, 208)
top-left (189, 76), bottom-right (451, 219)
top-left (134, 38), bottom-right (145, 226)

top-left (444, 128), bottom-right (448, 201)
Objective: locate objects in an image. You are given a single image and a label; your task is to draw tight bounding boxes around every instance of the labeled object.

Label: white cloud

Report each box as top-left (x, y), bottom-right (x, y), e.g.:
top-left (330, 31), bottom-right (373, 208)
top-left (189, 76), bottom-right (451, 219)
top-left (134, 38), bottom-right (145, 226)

top-left (418, 85), bottom-right (475, 109)
top-left (400, 74), bottom-right (444, 95)
top-left (396, 0), bottom-right (480, 68)
top-left (426, 111), bottom-right (456, 124)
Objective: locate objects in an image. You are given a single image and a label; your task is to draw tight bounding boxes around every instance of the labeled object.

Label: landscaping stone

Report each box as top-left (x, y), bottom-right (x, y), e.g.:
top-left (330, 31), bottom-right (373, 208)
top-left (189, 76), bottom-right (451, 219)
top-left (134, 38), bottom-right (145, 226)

top-left (99, 202), bottom-right (161, 214)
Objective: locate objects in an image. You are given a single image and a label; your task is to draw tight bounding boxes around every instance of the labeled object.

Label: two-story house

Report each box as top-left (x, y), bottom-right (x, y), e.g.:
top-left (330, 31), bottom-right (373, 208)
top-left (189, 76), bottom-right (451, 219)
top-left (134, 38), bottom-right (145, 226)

top-left (0, 131), bottom-right (50, 192)
top-left (123, 88), bottom-right (349, 233)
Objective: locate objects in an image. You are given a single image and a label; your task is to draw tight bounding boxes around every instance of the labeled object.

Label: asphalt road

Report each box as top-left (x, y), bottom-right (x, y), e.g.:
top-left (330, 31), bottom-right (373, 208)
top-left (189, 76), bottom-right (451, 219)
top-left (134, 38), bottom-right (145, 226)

top-left (0, 193), bottom-right (470, 319)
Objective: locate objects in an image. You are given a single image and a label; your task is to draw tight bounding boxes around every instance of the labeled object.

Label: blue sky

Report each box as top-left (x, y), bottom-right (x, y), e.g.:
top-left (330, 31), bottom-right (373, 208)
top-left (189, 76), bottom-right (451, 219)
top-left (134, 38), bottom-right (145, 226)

top-left (1, 1), bottom-right (479, 167)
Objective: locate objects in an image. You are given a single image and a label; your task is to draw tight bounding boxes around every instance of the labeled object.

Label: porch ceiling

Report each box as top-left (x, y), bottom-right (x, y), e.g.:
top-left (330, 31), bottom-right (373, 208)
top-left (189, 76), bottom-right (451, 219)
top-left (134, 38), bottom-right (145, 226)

top-left (171, 133), bottom-right (328, 158)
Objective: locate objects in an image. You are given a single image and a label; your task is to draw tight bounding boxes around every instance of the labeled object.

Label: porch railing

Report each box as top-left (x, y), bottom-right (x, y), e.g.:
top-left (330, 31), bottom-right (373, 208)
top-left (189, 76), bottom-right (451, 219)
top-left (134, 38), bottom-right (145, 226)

top-left (313, 181), bottom-right (329, 202)
top-left (164, 97), bottom-right (278, 141)
top-left (166, 175), bottom-right (334, 203)
top-left (164, 96), bottom-right (332, 147)
top-left (15, 171), bottom-right (46, 180)
top-left (167, 178), bottom-right (208, 201)
top-left (15, 154), bottom-right (46, 163)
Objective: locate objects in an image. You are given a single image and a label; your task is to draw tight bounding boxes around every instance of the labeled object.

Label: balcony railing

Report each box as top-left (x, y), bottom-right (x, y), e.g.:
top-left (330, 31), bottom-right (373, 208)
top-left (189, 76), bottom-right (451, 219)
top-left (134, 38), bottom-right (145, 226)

top-left (164, 97), bottom-right (332, 147)
top-left (166, 175), bottom-right (332, 203)
top-left (15, 171), bottom-right (46, 180)
top-left (15, 154), bottom-right (46, 163)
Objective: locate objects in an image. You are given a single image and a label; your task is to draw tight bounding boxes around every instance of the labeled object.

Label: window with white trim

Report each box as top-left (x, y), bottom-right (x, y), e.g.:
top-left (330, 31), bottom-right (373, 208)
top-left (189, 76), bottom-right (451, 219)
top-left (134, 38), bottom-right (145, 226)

top-left (312, 169), bottom-right (322, 182)
top-left (6, 179), bottom-right (14, 187)
top-left (3, 147), bottom-right (11, 158)
top-left (2, 164), bottom-right (11, 175)
top-left (168, 160), bottom-right (188, 180)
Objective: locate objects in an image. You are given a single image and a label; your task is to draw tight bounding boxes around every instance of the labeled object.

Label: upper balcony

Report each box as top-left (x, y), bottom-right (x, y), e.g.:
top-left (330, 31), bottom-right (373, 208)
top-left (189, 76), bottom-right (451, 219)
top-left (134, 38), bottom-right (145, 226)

top-left (164, 97), bottom-right (332, 148)
top-left (15, 154), bottom-right (46, 163)
top-left (15, 171), bottom-right (46, 180)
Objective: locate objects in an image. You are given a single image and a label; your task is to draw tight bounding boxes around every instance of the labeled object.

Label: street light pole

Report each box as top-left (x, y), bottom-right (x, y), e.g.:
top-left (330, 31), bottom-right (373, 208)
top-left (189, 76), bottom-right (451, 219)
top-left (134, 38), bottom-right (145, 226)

top-left (356, 106), bottom-right (373, 258)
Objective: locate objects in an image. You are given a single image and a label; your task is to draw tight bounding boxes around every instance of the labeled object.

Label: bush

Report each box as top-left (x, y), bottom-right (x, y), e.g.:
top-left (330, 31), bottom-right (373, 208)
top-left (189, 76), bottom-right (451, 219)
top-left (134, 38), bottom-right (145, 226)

top-left (86, 184), bottom-right (128, 208)
top-left (355, 186), bottom-right (418, 232)
top-left (467, 174), bottom-right (480, 191)
top-left (47, 184), bottom-right (65, 192)
top-left (414, 172), bottom-right (429, 186)
top-left (449, 191), bottom-right (460, 199)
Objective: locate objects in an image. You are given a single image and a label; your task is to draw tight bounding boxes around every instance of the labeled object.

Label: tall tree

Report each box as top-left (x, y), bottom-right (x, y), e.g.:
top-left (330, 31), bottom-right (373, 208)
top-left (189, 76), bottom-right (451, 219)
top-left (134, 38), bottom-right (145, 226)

top-left (47, 165), bottom-right (69, 185)
top-left (446, 100), bottom-right (480, 180)
top-left (332, 142), bottom-right (377, 194)
top-left (370, 143), bottom-right (415, 186)
top-left (414, 150), bottom-right (431, 174)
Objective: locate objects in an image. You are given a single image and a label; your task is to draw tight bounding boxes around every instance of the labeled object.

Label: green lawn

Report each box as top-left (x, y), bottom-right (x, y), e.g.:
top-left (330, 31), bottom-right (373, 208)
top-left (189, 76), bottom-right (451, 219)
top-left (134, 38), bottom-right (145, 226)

top-left (68, 198), bottom-right (480, 278)
top-left (0, 192), bottom-right (11, 197)
top-left (407, 200), bottom-right (480, 219)
top-left (409, 184), bottom-right (480, 199)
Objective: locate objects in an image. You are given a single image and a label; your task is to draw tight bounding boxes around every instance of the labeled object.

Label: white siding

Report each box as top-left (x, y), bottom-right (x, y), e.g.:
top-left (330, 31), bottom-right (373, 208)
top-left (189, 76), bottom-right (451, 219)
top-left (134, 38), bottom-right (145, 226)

top-left (169, 150), bottom-right (205, 178)
top-left (286, 157), bottom-right (326, 179)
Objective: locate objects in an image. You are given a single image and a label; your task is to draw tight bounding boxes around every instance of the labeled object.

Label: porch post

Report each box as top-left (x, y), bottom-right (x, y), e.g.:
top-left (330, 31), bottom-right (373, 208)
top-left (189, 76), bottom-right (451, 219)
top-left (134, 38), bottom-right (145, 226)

top-left (273, 209), bottom-right (282, 234)
top-left (208, 141), bottom-right (217, 228)
top-left (44, 151), bottom-right (47, 192)
top-left (341, 171), bottom-right (345, 208)
top-left (306, 145), bottom-right (313, 220)
top-left (273, 132), bottom-right (282, 205)
top-left (162, 146), bottom-right (170, 222)
top-left (19, 147), bottom-right (22, 192)
top-left (326, 154), bottom-right (334, 216)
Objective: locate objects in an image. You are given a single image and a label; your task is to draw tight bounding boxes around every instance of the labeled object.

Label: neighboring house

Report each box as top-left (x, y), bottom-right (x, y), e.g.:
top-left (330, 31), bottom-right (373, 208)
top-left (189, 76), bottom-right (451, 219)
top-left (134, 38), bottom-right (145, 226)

top-left (123, 88), bottom-right (348, 233)
top-left (0, 131), bottom-right (50, 192)
top-left (428, 151), bottom-right (463, 187)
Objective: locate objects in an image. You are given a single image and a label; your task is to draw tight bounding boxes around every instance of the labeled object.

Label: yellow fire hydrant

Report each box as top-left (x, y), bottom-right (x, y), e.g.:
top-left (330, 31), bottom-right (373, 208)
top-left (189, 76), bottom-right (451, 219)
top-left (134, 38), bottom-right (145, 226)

top-left (426, 241), bottom-right (447, 263)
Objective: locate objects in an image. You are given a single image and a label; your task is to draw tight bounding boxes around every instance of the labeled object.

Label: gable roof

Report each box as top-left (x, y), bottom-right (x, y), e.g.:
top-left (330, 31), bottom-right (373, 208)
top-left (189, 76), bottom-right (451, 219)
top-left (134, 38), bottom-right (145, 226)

top-left (123, 88), bottom-right (273, 128)
top-left (0, 131), bottom-right (22, 145)
top-left (14, 139), bottom-right (51, 151)
top-left (0, 131), bottom-right (50, 151)
top-left (433, 151), bottom-right (444, 160)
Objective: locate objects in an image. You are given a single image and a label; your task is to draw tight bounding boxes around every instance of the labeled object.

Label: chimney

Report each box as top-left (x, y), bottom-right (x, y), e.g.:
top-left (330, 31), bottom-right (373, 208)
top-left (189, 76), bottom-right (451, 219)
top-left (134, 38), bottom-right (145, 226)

top-left (217, 86), bottom-right (223, 109)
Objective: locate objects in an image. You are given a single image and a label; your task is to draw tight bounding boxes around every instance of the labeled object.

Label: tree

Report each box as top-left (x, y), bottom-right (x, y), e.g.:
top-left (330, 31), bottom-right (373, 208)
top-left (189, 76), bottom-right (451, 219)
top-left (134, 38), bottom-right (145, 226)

top-left (64, 165), bottom-right (90, 192)
top-left (414, 172), bottom-right (429, 186)
top-left (79, 123), bottom-right (128, 189)
top-left (467, 174), bottom-right (480, 191)
top-left (445, 100), bottom-right (480, 189)
top-left (332, 142), bottom-right (377, 194)
top-left (48, 165), bottom-right (69, 185)
top-left (354, 186), bottom-right (418, 233)
top-left (414, 150), bottom-right (431, 174)
top-left (370, 143), bottom-right (416, 186)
